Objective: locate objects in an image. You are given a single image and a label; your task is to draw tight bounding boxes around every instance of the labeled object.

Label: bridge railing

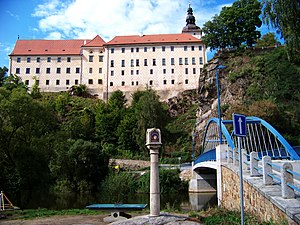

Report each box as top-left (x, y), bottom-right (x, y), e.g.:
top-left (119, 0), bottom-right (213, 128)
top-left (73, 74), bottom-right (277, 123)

top-left (226, 148), bottom-right (300, 199)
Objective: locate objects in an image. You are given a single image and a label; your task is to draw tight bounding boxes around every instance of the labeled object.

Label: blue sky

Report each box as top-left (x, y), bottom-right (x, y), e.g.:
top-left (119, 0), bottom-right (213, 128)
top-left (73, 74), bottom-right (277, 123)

top-left (0, 0), bottom-right (276, 71)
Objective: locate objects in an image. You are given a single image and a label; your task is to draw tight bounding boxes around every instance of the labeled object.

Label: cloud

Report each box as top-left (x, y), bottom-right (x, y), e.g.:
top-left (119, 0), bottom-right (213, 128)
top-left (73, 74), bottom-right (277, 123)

top-left (6, 10), bottom-right (20, 20)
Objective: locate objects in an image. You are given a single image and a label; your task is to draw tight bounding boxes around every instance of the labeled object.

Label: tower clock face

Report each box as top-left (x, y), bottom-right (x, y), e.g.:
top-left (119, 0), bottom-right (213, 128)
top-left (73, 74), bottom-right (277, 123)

top-left (151, 131), bottom-right (159, 142)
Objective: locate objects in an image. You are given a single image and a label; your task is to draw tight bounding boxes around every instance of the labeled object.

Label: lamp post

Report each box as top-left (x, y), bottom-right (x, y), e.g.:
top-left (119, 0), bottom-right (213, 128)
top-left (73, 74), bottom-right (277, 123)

top-left (192, 132), bottom-right (196, 161)
top-left (215, 65), bottom-right (226, 144)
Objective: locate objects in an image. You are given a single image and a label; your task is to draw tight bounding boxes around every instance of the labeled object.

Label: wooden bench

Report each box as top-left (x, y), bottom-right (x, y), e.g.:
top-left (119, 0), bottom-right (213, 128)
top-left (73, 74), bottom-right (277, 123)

top-left (86, 203), bottom-right (147, 222)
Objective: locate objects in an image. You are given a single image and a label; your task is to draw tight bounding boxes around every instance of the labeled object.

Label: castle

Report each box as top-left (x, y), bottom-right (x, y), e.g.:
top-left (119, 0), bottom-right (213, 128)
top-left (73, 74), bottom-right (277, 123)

top-left (9, 5), bottom-right (206, 101)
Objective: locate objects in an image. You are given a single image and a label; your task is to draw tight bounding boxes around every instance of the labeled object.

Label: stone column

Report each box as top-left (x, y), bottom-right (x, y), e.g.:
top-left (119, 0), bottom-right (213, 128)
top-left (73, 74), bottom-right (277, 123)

top-left (150, 148), bottom-right (160, 216)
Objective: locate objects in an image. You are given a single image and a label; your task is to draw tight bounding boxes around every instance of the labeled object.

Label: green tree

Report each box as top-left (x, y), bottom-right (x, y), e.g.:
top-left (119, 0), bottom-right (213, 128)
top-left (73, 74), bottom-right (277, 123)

top-left (0, 66), bottom-right (8, 86)
top-left (262, 0), bottom-right (300, 62)
top-left (203, 0), bottom-right (262, 49)
top-left (3, 74), bottom-right (27, 91)
top-left (69, 84), bottom-right (89, 97)
top-left (30, 76), bottom-right (42, 99)
top-left (256, 32), bottom-right (279, 47)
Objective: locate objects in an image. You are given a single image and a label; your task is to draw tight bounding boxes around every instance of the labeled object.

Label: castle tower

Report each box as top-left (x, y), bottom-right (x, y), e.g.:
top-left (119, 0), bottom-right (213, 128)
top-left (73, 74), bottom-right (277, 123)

top-left (182, 3), bottom-right (202, 39)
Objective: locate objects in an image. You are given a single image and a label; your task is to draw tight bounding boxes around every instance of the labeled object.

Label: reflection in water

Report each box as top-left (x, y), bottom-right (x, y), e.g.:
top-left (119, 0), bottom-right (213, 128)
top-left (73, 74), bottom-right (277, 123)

top-left (188, 192), bottom-right (217, 211)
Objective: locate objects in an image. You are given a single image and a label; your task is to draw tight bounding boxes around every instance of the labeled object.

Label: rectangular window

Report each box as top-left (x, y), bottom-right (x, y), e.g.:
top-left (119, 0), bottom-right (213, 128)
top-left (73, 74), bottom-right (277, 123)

top-left (136, 70), bottom-right (139, 75)
top-left (56, 80), bottom-right (60, 85)
top-left (131, 70), bottom-right (134, 75)
top-left (35, 68), bottom-right (40, 74)
top-left (47, 57), bottom-right (51, 62)
top-left (185, 79), bottom-right (189, 84)
top-left (199, 45), bottom-right (202, 51)
top-left (16, 68), bottom-right (20, 74)
top-left (46, 80), bottom-right (50, 85)
top-left (66, 80), bottom-right (70, 85)
top-left (152, 59), bottom-right (156, 66)
top-left (136, 59), bottom-right (139, 66)
top-left (99, 68), bottom-right (102, 73)
top-left (57, 68), bottom-right (61, 74)
top-left (149, 80), bottom-right (153, 85)
top-left (89, 68), bottom-right (93, 73)
top-left (185, 68), bottom-right (188, 74)
top-left (88, 79), bottom-right (93, 84)
top-left (179, 58), bottom-right (183, 65)
top-left (193, 68), bottom-right (196, 74)
top-left (121, 81), bottom-right (125, 86)
top-left (131, 81), bottom-right (134, 86)
top-left (121, 70), bottom-right (125, 76)
top-left (27, 57), bottom-right (31, 63)
top-left (152, 47), bottom-right (155, 52)
top-left (163, 80), bottom-right (167, 85)
top-left (57, 57), bottom-right (61, 62)
top-left (162, 46), bottom-right (165, 52)
top-left (171, 68), bottom-right (174, 74)
top-left (191, 46), bottom-right (195, 51)
top-left (162, 58), bottom-right (166, 66)
top-left (144, 47), bottom-right (147, 52)
top-left (150, 69), bottom-right (153, 74)
top-left (122, 48), bottom-right (125, 53)
top-left (136, 47), bottom-right (139, 52)
top-left (192, 57), bottom-right (196, 65)
top-left (171, 46), bottom-right (174, 51)
top-left (67, 57), bottom-right (71, 62)
top-left (144, 59), bottom-right (148, 66)
top-left (89, 55), bottom-right (94, 62)
top-left (110, 82), bottom-right (113, 86)
top-left (76, 68), bottom-right (80, 73)
top-left (171, 79), bottom-right (175, 84)
top-left (131, 48), bottom-right (134, 53)
top-left (17, 57), bottom-right (21, 63)
top-left (185, 58), bottom-right (188, 65)
top-left (111, 48), bottom-right (114, 53)
top-left (136, 81), bottom-right (138, 85)
top-left (111, 71), bottom-right (114, 76)
top-left (121, 60), bottom-right (125, 67)
top-left (199, 57), bottom-right (203, 65)
top-left (36, 57), bottom-right (40, 63)
top-left (163, 69), bottom-right (166, 74)
top-left (66, 68), bottom-right (71, 74)
top-left (26, 68), bottom-right (30, 74)
top-left (75, 79), bottom-right (78, 85)
top-left (184, 46), bottom-right (187, 51)
top-left (98, 79), bottom-right (103, 84)
top-left (171, 58), bottom-right (175, 65)
top-left (99, 56), bottom-right (103, 62)
top-left (110, 60), bottom-right (114, 67)
top-left (46, 68), bottom-right (50, 74)
top-left (131, 59), bottom-right (134, 67)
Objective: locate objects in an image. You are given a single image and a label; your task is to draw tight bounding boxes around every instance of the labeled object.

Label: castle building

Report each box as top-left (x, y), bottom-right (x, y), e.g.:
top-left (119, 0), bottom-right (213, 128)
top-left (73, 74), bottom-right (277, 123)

top-left (9, 5), bottom-right (206, 101)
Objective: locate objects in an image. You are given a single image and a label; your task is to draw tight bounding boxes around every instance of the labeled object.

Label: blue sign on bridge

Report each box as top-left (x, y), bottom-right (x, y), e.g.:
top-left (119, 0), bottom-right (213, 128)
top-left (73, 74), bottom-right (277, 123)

top-left (233, 113), bottom-right (247, 137)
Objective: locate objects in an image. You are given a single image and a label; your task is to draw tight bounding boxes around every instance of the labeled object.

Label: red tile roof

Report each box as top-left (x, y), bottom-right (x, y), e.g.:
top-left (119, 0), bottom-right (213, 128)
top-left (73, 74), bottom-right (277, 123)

top-left (105, 33), bottom-right (203, 46)
top-left (10, 39), bottom-right (90, 56)
top-left (83, 35), bottom-right (106, 47)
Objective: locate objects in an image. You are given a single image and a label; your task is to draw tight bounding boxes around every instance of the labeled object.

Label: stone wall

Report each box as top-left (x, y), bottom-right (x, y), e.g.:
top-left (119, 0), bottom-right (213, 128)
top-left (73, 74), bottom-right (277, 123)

top-left (221, 166), bottom-right (293, 224)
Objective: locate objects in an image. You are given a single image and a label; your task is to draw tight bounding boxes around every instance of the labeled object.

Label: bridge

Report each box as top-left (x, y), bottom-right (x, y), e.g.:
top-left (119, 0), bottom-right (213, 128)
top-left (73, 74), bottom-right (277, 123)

top-left (189, 116), bottom-right (300, 224)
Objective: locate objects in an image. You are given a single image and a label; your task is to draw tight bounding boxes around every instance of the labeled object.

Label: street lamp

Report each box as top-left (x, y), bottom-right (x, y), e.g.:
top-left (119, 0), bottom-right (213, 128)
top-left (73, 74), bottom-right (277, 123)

top-left (192, 132), bottom-right (196, 161)
top-left (215, 65), bottom-right (226, 144)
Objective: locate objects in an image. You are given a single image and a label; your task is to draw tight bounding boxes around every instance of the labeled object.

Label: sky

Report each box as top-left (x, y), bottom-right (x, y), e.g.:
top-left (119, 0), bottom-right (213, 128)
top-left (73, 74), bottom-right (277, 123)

top-left (0, 0), bottom-right (276, 71)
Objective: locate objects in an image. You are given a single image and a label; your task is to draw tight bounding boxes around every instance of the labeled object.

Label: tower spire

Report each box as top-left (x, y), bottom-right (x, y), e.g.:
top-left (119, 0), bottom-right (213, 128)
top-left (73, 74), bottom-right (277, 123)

top-left (182, 3), bottom-right (202, 38)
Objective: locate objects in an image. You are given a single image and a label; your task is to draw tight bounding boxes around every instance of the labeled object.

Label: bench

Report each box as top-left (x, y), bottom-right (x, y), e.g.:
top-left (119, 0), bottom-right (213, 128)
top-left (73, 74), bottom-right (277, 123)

top-left (86, 203), bottom-right (147, 222)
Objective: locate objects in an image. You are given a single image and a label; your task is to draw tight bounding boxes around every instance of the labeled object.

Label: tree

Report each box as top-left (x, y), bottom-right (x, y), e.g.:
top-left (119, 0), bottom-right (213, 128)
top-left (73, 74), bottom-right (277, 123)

top-left (0, 66), bottom-right (8, 87)
top-left (2, 74), bottom-right (27, 90)
top-left (256, 32), bottom-right (279, 47)
top-left (262, 0), bottom-right (300, 62)
top-left (203, 0), bottom-right (262, 50)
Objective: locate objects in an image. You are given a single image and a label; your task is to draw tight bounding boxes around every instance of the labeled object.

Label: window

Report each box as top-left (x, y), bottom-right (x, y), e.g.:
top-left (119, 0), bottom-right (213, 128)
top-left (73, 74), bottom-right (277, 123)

top-left (57, 68), bottom-right (61, 74)
top-left (121, 60), bottom-right (125, 67)
top-left (136, 70), bottom-right (139, 75)
top-left (98, 79), bottom-right (103, 84)
top-left (171, 58), bottom-right (175, 65)
top-left (47, 57), bottom-right (51, 62)
top-left (46, 80), bottom-right (50, 85)
top-left (131, 70), bottom-right (134, 75)
top-left (67, 57), bottom-right (71, 62)
top-left (99, 68), bottom-right (102, 73)
top-left (200, 68), bottom-right (203, 73)
top-left (57, 57), bottom-right (61, 62)
top-left (179, 58), bottom-right (183, 65)
top-left (25, 80), bottom-right (29, 85)
top-left (131, 48), bottom-right (134, 53)
top-left (66, 80), bottom-right (70, 85)
top-left (144, 47), bottom-right (147, 52)
top-left (27, 57), bottom-right (31, 63)
top-left (163, 69), bottom-right (166, 74)
top-left (110, 82), bottom-right (113, 86)
top-left (185, 68), bottom-right (188, 74)
top-left (191, 46), bottom-right (195, 51)
top-left (89, 55), bottom-right (94, 62)
top-left (26, 68), bottom-right (30, 74)
top-left (99, 56), bottom-right (103, 62)
top-left (36, 68), bottom-right (40, 74)
top-left (192, 57), bottom-right (196, 65)
top-left (185, 58), bottom-right (188, 65)
top-left (136, 81), bottom-right (138, 85)
top-left (36, 80), bottom-right (39, 85)
top-left (171, 79), bottom-right (175, 84)
top-left (67, 68), bottom-right (71, 74)
top-left (36, 57), bottom-right (40, 63)
top-left (184, 46), bottom-right (187, 51)
top-left (56, 80), bottom-right (60, 85)
top-left (163, 80), bottom-right (167, 85)
top-left (162, 46), bottom-right (165, 52)
top-left (171, 68), bottom-right (174, 74)
top-left (144, 59), bottom-right (148, 66)
top-left (110, 60), bottom-right (114, 67)
top-left (136, 48), bottom-right (139, 52)
top-left (199, 57), bottom-right (203, 65)
top-left (152, 47), bottom-right (155, 52)
top-left (136, 59), bottom-right (139, 66)
top-left (131, 81), bottom-right (134, 86)
top-left (17, 57), bottom-right (21, 63)
top-left (76, 68), bottom-right (80, 73)
top-left (89, 68), bottom-right (93, 73)
top-left (193, 68), bottom-right (196, 74)
top-left (185, 79), bottom-right (189, 84)
top-left (111, 48), bottom-right (114, 53)
top-left (121, 70), bottom-right (125, 76)
top-left (122, 48), bottom-right (125, 53)
top-left (162, 58), bottom-right (166, 66)
top-left (131, 59), bottom-right (134, 67)
top-left (75, 79), bottom-right (78, 85)
top-left (111, 71), bottom-right (114, 76)
top-left (170, 46), bottom-right (174, 51)
top-left (149, 80), bottom-right (153, 85)
top-left (88, 79), bottom-right (93, 84)
top-left (150, 69), bottom-right (153, 74)
top-left (121, 81), bottom-right (125, 86)
top-left (152, 59), bottom-right (156, 66)
top-left (199, 45), bottom-right (202, 51)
